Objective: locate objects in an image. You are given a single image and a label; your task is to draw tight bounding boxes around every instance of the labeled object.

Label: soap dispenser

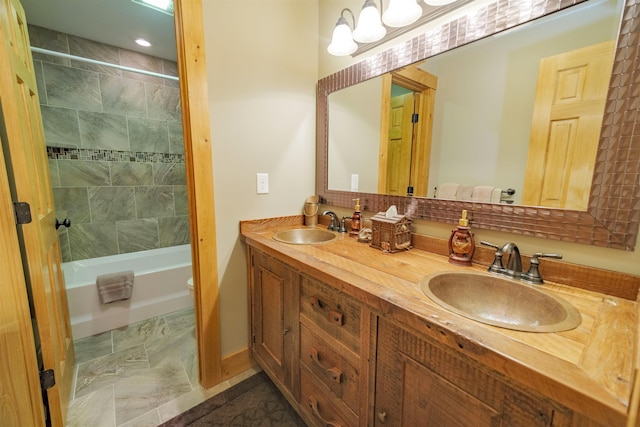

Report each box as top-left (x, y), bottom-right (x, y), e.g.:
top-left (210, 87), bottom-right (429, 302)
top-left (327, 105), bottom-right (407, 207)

top-left (350, 198), bottom-right (362, 237)
top-left (448, 210), bottom-right (475, 266)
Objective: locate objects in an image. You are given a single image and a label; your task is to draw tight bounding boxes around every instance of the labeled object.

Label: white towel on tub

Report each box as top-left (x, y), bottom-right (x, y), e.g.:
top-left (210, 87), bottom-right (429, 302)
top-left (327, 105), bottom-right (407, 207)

top-left (456, 185), bottom-right (474, 201)
top-left (471, 186), bottom-right (494, 202)
top-left (436, 183), bottom-right (459, 199)
top-left (490, 187), bottom-right (502, 203)
top-left (96, 270), bottom-right (134, 304)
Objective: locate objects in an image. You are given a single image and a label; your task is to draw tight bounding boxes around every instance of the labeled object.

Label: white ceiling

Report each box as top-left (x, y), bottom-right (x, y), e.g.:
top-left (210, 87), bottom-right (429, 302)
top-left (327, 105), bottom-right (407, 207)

top-left (20, 0), bottom-right (177, 61)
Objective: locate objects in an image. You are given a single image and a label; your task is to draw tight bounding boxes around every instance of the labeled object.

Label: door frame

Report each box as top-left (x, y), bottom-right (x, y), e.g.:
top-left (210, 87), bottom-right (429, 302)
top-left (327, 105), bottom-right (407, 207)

top-left (174, 0), bottom-right (222, 388)
top-left (378, 66), bottom-right (437, 197)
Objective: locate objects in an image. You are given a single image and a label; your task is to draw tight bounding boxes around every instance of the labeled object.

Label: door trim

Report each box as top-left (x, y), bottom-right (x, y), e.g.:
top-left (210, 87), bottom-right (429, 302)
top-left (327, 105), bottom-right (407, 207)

top-left (174, 0), bottom-right (222, 388)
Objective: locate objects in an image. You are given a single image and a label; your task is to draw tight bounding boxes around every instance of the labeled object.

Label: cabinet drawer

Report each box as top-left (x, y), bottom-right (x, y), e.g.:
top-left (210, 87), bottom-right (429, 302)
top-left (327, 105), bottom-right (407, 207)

top-left (300, 323), bottom-right (360, 416)
top-left (300, 276), bottom-right (361, 354)
top-left (301, 364), bottom-right (358, 427)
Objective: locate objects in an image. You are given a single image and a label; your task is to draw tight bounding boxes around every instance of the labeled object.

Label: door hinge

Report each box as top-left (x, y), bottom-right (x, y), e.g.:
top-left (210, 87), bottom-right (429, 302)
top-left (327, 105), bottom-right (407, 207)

top-left (252, 334), bottom-right (256, 344)
top-left (13, 201), bottom-right (32, 225)
top-left (411, 113), bottom-right (419, 123)
top-left (40, 369), bottom-right (56, 391)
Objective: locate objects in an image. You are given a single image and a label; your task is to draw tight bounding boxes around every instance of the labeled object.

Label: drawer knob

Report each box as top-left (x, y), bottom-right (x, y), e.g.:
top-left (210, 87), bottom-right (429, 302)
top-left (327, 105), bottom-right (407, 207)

top-left (308, 396), bottom-right (342, 427)
top-left (377, 411), bottom-right (388, 423)
top-left (329, 310), bottom-right (344, 326)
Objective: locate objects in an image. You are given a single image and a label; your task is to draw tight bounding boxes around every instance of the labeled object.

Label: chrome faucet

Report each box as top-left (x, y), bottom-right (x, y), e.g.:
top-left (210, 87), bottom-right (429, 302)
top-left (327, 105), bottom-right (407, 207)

top-left (322, 210), bottom-right (340, 232)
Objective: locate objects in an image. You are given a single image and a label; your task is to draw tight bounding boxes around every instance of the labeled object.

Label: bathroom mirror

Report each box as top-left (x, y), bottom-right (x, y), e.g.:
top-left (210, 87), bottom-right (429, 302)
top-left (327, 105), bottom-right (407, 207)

top-left (317, 0), bottom-right (640, 250)
top-left (328, 0), bottom-right (621, 206)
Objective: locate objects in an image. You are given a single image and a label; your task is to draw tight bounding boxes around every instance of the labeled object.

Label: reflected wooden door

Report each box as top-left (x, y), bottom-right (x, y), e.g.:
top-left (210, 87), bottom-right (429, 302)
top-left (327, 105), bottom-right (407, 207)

top-left (0, 0), bottom-right (75, 425)
top-left (522, 40), bottom-right (615, 210)
top-left (385, 92), bottom-right (415, 195)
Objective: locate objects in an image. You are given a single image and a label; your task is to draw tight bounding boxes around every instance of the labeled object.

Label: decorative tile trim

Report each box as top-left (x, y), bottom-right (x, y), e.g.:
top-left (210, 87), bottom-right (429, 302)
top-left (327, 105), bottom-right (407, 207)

top-left (47, 147), bottom-right (185, 164)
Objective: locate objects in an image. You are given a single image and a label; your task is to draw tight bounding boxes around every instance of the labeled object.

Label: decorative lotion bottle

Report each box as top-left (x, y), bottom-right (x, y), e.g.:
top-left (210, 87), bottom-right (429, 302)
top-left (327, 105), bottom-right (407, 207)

top-left (448, 210), bottom-right (475, 266)
top-left (350, 198), bottom-right (362, 237)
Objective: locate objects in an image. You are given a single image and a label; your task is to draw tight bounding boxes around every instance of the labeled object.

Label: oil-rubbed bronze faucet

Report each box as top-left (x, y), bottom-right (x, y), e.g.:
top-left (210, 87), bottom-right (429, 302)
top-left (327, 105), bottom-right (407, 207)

top-left (520, 253), bottom-right (562, 284)
top-left (321, 210), bottom-right (340, 232)
top-left (481, 240), bottom-right (521, 277)
top-left (481, 241), bottom-right (562, 284)
top-left (501, 242), bottom-right (522, 278)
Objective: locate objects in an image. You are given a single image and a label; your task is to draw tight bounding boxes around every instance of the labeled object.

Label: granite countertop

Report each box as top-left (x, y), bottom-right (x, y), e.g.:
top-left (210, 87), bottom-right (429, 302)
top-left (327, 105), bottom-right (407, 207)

top-left (240, 217), bottom-right (638, 426)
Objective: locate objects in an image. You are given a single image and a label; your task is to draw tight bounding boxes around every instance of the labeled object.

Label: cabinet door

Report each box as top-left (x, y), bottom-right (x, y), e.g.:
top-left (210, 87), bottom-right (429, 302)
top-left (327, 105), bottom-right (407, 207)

top-left (250, 249), bottom-right (297, 390)
top-left (374, 319), bottom-right (556, 427)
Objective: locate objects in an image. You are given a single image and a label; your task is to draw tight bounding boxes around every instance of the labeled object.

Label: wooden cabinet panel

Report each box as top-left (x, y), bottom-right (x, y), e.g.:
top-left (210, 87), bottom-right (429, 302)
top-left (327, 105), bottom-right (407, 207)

top-left (375, 318), bottom-right (561, 427)
top-left (300, 323), bottom-right (360, 416)
top-left (300, 275), bottom-right (362, 354)
top-left (250, 249), bottom-right (298, 393)
top-left (396, 354), bottom-right (500, 426)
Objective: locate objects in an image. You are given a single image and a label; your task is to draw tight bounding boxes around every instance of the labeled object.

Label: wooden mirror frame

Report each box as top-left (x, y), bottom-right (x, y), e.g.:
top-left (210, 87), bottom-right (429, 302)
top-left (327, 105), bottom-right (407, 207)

top-left (317, 0), bottom-right (640, 250)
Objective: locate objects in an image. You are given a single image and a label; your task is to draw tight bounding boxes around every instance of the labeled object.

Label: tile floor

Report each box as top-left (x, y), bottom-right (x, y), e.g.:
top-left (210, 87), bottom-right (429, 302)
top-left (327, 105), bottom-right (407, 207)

top-left (67, 307), bottom-right (261, 427)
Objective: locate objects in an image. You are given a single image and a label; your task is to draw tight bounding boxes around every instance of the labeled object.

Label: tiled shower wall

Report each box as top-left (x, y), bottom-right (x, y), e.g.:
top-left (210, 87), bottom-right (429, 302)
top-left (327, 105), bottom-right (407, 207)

top-left (29, 25), bottom-right (190, 262)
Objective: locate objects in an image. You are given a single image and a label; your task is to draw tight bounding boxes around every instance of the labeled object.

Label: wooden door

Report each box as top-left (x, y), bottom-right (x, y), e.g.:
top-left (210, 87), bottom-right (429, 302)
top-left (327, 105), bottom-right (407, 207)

top-left (521, 40), bottom-right (615, 210)
top-left (385, 92), bottom-right (415, 195)
top-left (0, 98), bottom-right (45, 426)
top-left (0, 0), bottom-right (75, 425)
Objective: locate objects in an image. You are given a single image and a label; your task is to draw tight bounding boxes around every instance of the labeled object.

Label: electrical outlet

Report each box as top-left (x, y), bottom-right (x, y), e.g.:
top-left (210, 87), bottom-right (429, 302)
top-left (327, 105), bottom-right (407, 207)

top-left (351, 174), bottom-right (359, 192)
top-left (256, 173), bottom-right (269, 194)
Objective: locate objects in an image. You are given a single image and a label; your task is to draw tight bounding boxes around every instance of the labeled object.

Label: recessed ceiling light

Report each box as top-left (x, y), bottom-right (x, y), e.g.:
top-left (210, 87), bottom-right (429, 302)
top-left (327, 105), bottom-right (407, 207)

top-left (135, 38), bottom-right (152, 47)
top-left (131, 0), bottom-right (174, 16)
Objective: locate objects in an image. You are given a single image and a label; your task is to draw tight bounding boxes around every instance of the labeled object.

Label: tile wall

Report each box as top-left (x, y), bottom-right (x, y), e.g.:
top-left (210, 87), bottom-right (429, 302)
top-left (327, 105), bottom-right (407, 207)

top-left (29, 25), bottom-right (189, 262)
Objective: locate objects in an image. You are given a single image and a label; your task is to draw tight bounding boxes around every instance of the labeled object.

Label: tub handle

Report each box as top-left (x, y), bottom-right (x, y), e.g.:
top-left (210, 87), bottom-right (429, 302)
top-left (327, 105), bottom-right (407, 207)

top-left (56, 218), bottom-right (71, 229)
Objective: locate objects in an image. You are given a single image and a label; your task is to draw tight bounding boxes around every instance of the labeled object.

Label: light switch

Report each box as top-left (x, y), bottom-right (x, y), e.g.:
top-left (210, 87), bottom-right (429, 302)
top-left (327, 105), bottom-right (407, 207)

top-left (256, 173), bottom-right (269, 194)
top-left (351, 174), bottom-right (359, 192)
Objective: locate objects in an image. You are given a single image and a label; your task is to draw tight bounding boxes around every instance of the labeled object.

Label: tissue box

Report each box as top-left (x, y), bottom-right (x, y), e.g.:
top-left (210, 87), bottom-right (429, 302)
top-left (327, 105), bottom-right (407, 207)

top-left (370, 213), bottom-right (412, 253)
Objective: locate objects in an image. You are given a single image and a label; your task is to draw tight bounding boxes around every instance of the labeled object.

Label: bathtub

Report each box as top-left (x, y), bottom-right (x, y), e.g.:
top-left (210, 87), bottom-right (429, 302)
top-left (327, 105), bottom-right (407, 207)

top-left (63, 245), bottom-right (193, 339)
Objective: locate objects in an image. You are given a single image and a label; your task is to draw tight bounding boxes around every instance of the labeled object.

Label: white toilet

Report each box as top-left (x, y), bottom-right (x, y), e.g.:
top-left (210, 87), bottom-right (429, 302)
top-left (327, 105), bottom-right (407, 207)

top-left (187, 277), bottom-right (194, 298)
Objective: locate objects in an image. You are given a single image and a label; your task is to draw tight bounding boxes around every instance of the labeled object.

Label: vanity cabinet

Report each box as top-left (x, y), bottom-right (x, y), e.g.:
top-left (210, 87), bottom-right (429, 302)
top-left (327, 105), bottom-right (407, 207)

top-left (246, 241), bottom-right (617, 427)
top-left (249, 248), bottom-right (299, 399)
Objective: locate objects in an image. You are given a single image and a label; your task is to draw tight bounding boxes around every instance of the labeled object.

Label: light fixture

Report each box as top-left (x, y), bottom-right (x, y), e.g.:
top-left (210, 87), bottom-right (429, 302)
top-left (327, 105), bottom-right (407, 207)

top-left (353, 0), bottom-right (387, 43)
top-left (327, 0), bottom-right (460, 56)
top-left (131, 0), bottom-right (174, 16)
top-left (135, 38), bottom-right (152, 47)
top-left (423, 0), bottom-right (457, 6)
top-left (327, 9), bottom-right (358, 56)
top-left (382, 0), bottom-right (423, 27)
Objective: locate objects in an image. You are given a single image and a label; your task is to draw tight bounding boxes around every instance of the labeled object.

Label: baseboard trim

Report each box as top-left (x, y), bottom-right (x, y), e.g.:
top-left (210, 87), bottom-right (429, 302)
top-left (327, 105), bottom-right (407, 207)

top-left (221, 347), bottom-right (256, 381)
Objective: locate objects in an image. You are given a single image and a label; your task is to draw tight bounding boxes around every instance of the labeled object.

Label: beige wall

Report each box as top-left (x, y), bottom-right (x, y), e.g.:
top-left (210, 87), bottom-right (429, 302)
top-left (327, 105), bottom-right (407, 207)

top-left (318, 0), bottom-right (640, 276)
top-left (202, 0), bottom-right (318, 356)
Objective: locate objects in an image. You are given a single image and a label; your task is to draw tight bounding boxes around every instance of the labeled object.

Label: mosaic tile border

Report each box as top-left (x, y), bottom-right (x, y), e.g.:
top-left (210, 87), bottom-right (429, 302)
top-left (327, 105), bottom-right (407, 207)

top-left (317, 0), bottom-right (640, 251)
top-left (47, 147), bottom-right (185, 164)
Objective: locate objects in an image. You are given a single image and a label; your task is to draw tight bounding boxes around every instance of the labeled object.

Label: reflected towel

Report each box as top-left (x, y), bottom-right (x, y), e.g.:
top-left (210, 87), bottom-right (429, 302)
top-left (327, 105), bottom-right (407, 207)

top-left (96, 270), bottom-right (134, 304)
top-left (436, 183), bottom-right (459, 199)
top-left (472, 186), bottom-right (494, 202)
top-left (490, 187), bottom-right (502, 203)
top-left (456, 185), bottom-right (474, 201)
